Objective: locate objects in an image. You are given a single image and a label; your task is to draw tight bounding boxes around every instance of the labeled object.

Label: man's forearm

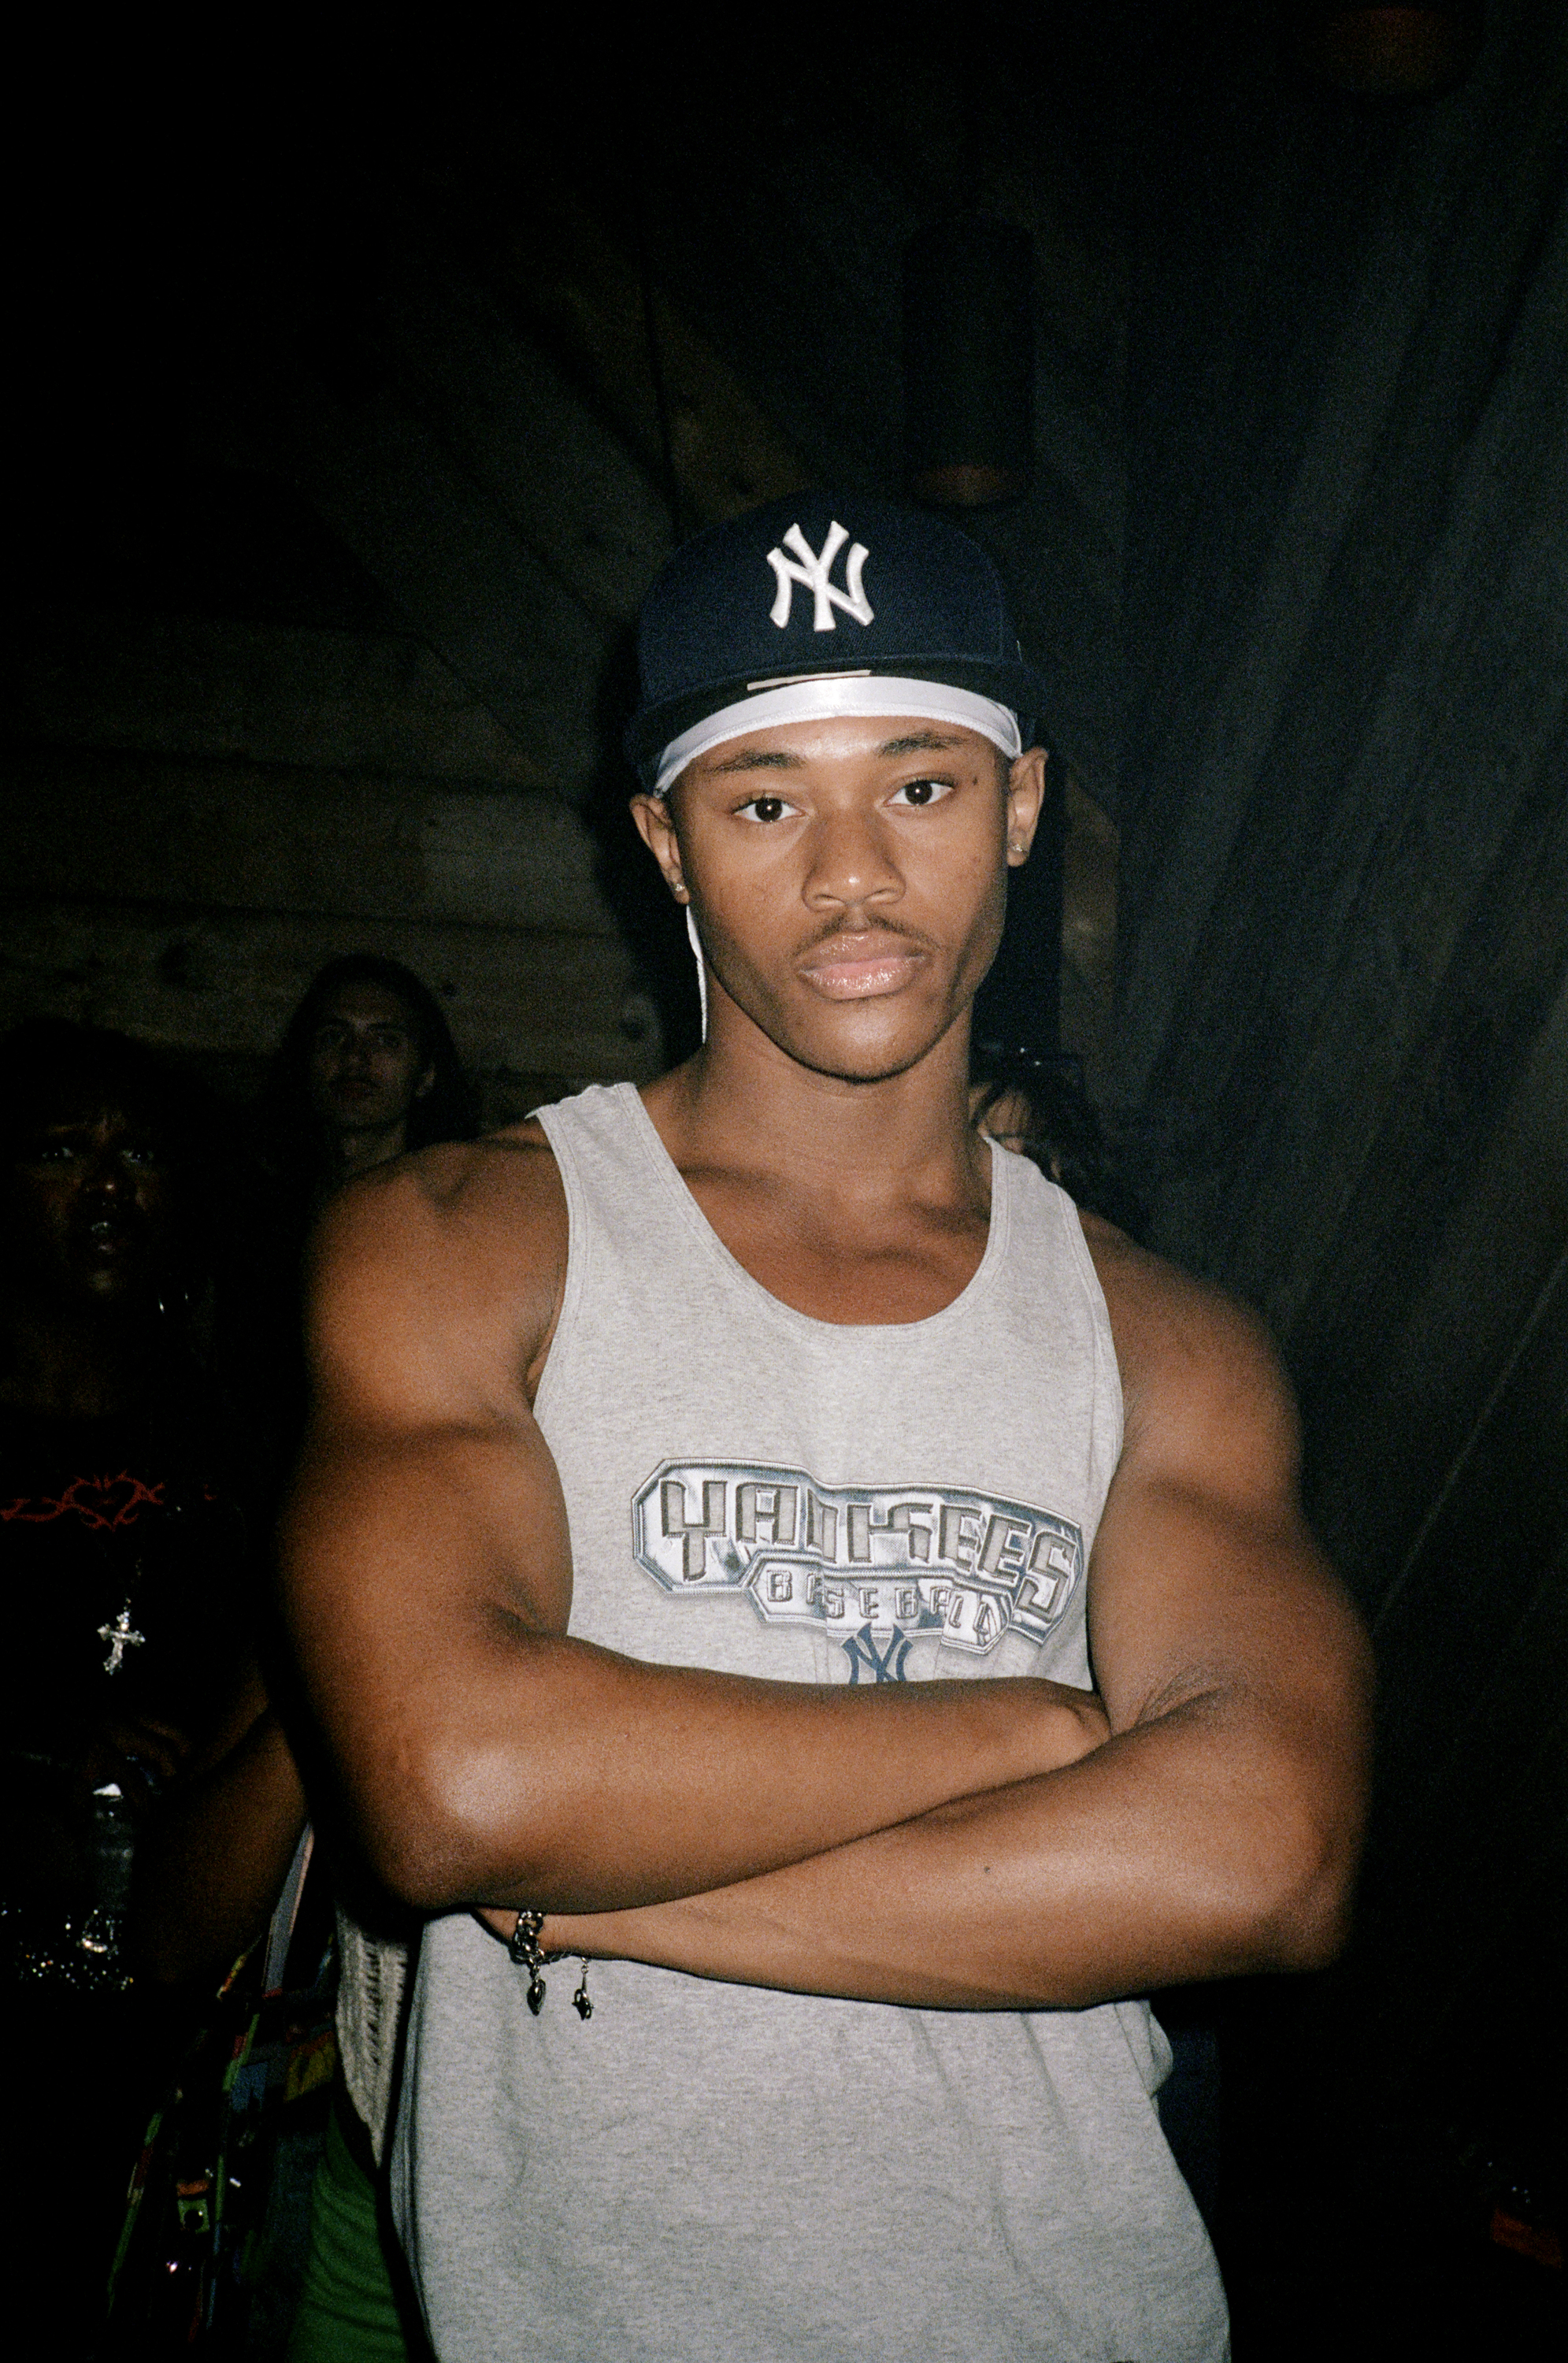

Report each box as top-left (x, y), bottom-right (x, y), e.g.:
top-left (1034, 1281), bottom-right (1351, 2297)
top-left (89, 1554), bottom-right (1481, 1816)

top-left (432, 1645), bottom-right (1109, 1919)
top-left (286, 1426), bottom-right (1115, 1914)
top-left (539, 1695), bottom-right (1364, 2009)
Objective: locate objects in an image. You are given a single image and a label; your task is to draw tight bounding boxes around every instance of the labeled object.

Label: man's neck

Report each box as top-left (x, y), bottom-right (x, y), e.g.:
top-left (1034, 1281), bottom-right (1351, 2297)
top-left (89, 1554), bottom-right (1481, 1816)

top-left (647, 1011), bottom-right (984, 1211)
top-left (641, 1015), bottom-right (993, 1326)
top-left (335, 1120), bottom-right (410, 1175)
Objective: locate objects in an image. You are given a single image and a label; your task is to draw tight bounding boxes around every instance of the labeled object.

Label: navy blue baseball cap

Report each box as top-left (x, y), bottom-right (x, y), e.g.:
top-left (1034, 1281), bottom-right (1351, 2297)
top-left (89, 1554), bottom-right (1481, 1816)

top-left (625, 492), bottom-right (1049, 786)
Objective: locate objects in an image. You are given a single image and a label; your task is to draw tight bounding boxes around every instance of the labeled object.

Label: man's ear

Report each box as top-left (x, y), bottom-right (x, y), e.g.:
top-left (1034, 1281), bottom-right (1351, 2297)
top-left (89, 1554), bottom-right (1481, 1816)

top-left (1005, 746), bottom-right (1048, 867)
top-left (413, 1065), bottom-right (436, 1100)
top-left (629, 791), bottom-right (690, 903)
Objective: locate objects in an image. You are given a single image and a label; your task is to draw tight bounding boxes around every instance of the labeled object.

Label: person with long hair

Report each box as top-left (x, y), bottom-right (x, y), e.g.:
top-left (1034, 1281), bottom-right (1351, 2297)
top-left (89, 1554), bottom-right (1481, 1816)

top-left (969, 1037), bottom-right (1148, 1239)
top-left (258, 955), bottom-right (480, 1196)
top-left (224, 959), bottom-right (480, 1503)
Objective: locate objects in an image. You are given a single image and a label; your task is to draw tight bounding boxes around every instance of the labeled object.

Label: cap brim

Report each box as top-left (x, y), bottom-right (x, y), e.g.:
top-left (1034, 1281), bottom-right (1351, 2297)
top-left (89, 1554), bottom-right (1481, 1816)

top-left (625, 655), bottom-right (1051, 776)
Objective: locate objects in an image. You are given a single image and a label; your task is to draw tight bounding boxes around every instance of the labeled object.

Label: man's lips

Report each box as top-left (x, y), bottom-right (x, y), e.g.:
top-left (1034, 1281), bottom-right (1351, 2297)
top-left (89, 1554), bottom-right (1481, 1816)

top-left (80, 1216), bottom-right (136, 1259)
top-left (796, 933), bottom-right (928, 1000)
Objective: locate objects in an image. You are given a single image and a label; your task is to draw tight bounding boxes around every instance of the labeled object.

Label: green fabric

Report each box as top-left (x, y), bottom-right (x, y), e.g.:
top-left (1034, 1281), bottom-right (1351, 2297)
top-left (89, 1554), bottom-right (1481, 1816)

top-left (286, 2080), bottom-right (428, 2362)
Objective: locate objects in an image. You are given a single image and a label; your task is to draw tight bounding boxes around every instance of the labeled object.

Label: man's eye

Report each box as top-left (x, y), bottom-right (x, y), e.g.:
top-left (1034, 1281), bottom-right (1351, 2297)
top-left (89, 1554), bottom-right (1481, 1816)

top-left (888, 777), bottom-right (953, 808)
top-left (120, 1147), bottom-right (158, 1168)
top-left (36, 1143), bottom-right (79, 1163)
top-left (737, 794), bottom-right (796, 824)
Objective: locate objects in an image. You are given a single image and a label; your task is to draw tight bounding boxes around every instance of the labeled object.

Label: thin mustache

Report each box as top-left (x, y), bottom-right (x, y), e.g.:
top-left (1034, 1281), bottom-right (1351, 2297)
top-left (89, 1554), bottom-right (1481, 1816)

top-left (795, 917), bottom-right (933, 958)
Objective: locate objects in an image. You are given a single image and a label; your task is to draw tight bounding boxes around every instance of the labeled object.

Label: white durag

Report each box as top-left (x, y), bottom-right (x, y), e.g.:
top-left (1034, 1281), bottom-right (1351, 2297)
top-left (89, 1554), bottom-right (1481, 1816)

top-left (660, 675), bottom-right (1021, 1041)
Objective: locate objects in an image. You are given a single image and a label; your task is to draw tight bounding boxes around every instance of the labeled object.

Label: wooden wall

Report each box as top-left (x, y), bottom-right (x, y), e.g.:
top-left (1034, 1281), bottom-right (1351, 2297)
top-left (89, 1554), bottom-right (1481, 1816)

top-left (1116, 6), bottom-right (1568, 2333)
top-left (6, 610), bottom-right (664, 1118)
top-left (5, 83), bottom-right (1125, 1118)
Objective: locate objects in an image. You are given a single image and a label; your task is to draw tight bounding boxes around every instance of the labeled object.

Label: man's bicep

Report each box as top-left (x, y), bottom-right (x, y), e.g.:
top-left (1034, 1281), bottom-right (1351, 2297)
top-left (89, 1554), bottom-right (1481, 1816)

top-left (1087, 1463), bottom-right (1356, 1739)
top-left (302, 1165), bottom-right (524, 1432)
top-left (1085, 1278), bottom-right (1368, 1739)
top-left (287, 1415), bottom-right (571, 1649)
top-left (283, 1169), bottom-right (573, 1719)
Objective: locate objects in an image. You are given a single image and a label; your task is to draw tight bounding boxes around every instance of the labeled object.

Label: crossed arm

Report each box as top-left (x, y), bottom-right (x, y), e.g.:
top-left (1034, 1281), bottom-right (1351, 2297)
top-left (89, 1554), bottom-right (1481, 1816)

top-left (279, 1142), bottom-right (1110, 1925)
top-left (280, 1148), bottom-right (1371, 2011)
top-left (536, 1305), bottom-right (1370, 2006)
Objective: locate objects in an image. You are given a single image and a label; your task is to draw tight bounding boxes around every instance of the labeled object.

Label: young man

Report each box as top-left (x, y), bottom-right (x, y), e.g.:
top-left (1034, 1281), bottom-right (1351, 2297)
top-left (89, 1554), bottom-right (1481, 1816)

top-left (283, 955), bottom-right (475, 1182)
top-left (281, 496), bottom-right (1371, 2361)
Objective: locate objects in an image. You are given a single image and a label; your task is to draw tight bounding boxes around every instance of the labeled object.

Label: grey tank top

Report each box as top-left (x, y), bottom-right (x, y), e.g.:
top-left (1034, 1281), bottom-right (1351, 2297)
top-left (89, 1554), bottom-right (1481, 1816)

top-left (392, 1083), bottom-right (1227, 2363)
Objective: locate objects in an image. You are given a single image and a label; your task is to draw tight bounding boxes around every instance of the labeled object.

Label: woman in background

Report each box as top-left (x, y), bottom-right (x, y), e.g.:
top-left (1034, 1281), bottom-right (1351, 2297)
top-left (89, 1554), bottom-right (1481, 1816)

top-left (261, 955), bottom-right (478, 1191)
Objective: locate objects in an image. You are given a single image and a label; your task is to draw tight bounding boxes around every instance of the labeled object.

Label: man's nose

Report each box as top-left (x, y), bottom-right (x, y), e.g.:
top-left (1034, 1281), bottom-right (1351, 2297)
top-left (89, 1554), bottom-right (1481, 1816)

top-left (803, 808), bottom-right (902, 909)
top-left (84, 1152), bottom-right (127, 1198)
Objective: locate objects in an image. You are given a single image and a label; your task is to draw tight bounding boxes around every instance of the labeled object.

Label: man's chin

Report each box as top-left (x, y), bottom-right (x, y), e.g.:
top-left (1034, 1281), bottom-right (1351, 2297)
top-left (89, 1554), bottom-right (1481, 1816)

top-left (775, 1010), bottom-right (962, 1089)
top-left (333, 1108), bottom-right (406, 1137)
top-left (710, 965), bottom-right (969, 1088)
top-left (62, 1262), bottom-right (155, 1312)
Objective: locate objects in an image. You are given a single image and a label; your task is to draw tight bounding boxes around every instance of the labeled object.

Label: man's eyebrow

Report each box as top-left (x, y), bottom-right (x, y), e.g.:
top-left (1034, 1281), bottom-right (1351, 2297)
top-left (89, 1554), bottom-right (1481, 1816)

top-left (706, 747), bottom-right (806, 773)
top-left (706, 729), bottom-right (969, 773)
top-left (878, 730), bottom-right (966, 755)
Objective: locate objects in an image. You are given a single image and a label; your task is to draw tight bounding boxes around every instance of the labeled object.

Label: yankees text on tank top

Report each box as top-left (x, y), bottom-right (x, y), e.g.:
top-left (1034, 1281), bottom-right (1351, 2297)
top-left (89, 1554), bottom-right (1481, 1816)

top-left (393, 1081), bottom-right (1228, 2363)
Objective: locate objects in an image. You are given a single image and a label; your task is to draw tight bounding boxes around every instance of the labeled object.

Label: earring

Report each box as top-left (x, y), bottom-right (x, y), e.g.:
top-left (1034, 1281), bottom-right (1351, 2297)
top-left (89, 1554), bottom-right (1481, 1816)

top-left (686, 905), bottom-right (709, 1043)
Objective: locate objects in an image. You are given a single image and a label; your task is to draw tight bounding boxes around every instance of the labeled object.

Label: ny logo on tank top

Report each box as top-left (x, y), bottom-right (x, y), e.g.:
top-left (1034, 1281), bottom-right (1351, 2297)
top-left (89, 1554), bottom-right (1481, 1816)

top-left (632, 1461), bottom-right (1081, 1679)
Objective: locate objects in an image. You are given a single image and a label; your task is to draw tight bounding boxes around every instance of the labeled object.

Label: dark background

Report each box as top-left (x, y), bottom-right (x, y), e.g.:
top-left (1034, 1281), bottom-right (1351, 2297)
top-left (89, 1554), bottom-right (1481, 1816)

top-left (6, 5), bottom-right (1566, 2350)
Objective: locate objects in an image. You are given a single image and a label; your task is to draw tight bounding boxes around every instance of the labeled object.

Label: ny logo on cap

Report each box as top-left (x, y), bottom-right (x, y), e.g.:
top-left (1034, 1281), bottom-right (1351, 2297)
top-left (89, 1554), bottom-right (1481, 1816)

top-left (765, 520), bottom-right (874, 632)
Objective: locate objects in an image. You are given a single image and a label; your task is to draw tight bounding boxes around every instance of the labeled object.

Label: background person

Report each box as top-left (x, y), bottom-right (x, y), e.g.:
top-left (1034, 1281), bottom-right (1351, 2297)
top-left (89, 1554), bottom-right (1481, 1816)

top-left (283, 957), bottom-right (475, 1182)
top-left (126, 1665), bottom-right (428, 2363)
top-left (132, 958), bottom-right (477, 2355)
top-left (969, 1036), bottom-right (1147, 1238)
top-left (0, 1018), bottom-right (256, 2349)
top-left (224, 957), bottom-right (480, 1507)
top-left (969, 1039), bottom-right (1227, 2217)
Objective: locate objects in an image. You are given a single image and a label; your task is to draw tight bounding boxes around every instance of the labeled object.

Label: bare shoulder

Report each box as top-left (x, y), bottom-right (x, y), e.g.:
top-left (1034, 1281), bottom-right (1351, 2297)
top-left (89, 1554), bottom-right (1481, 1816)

top-left (306, 1119), bottom-right (568, 1416)
top-left (1077, 1210), bottom-right (1299, 1497)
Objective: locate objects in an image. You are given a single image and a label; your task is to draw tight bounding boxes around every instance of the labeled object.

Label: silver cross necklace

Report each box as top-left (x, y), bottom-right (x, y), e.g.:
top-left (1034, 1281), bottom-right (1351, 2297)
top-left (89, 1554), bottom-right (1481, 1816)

top-left (98, 1556), bottom-right (146, 1675)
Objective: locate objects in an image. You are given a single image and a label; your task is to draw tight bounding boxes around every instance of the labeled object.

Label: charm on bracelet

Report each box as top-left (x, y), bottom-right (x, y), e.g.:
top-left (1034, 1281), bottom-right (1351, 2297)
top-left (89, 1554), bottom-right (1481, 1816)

top-left (507, 1913), bottom-right (594, 2020)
